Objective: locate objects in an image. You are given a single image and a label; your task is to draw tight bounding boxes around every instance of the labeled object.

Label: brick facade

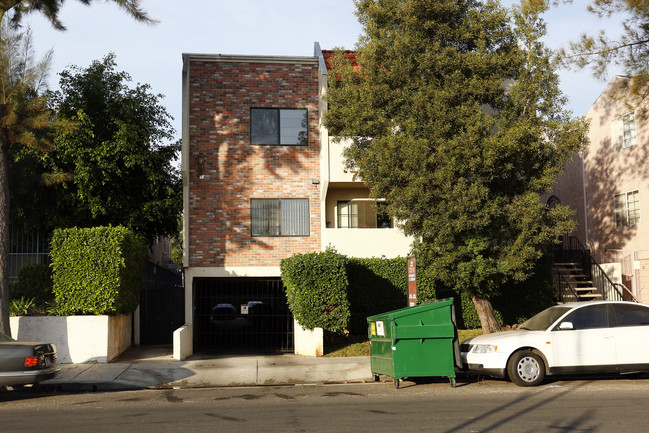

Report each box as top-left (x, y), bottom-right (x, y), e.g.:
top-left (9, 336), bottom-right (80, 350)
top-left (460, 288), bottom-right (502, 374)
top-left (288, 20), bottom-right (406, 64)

top-left (186, 58), bottom-right (321, 268)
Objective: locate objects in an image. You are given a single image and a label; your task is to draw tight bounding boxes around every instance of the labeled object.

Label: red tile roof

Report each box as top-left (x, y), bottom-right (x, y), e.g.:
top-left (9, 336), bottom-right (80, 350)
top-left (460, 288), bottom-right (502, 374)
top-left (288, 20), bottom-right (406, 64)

top-left (321, 50), bottom-right (358, 72)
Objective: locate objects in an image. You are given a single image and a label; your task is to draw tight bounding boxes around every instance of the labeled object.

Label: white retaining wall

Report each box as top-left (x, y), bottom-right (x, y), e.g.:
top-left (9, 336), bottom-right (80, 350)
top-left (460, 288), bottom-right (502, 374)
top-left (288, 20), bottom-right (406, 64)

top-left (10, 314), bottom-right (132, 364)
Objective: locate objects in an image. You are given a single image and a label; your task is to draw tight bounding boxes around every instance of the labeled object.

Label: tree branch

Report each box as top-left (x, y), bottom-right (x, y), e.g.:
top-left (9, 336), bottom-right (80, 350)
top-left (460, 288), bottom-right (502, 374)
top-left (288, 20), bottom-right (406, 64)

top-left (565, 38), bottom-right (649, 59)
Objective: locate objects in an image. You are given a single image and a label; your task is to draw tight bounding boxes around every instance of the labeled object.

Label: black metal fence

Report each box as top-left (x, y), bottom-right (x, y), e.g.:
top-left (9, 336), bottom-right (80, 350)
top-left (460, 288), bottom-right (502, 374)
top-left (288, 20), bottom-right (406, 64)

top-left (193, 277), bottom-right (294, 353)
top-left (139, 263), bottom-right (184, 345)
top-left (9, 227), bottom-right (50, 279)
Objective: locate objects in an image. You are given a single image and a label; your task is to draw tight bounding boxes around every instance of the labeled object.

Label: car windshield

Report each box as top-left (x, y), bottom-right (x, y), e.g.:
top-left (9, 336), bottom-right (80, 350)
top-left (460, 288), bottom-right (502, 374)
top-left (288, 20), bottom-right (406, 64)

top-left (518, 305), bottom-right (572, 331)
top-left (0, 331), bottom-right (14, 342)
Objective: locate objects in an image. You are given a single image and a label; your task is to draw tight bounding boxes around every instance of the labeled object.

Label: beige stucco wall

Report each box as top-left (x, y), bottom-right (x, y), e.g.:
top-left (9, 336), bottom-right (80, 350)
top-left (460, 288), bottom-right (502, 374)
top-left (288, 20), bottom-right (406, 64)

top-left (323, 228), bottom-right (413, 259)
top-left (584, 77), bottom-right (649, 252)
top-left (328, 137), bottom-right (360, 183)
top-left (637, 259), bottom-right (649, 303)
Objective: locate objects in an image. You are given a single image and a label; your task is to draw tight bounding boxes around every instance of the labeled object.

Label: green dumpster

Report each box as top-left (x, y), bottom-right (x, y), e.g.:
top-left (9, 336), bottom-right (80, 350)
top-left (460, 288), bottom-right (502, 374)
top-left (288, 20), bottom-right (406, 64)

top-left (367, 298), bottom-right (461, 388)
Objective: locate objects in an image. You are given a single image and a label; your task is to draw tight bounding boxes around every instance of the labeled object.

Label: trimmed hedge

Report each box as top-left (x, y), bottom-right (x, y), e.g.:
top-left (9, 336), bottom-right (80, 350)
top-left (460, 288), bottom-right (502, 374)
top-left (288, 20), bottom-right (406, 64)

top-left (50, 226), bottom-right (147, 315)
top-left (12, 263), bottom-right (54, 305)
top-left (282, 252), bottom-right (437, 334)
top-left (281, 249), bottom-right (350, 333)
top-left (346, 257), bottom-right (408, 334)
top-left (281, 250), bottom-right (554, 333)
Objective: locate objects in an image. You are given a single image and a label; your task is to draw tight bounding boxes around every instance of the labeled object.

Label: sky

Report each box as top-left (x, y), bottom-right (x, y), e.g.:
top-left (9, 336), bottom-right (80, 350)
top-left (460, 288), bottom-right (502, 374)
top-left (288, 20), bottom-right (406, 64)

top-left (21, 0), bottom-right (625, 143)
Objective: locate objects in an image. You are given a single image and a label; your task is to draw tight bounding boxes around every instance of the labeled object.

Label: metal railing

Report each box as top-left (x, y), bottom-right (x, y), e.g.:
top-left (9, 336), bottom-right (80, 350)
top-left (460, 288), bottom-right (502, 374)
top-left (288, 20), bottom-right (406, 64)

top-left (9, 227), bottom-right (50, 279)
top-left (552, 264), bottom-right (579, 303)
top-left (552, 235), bottom-right (635, 303)
top-left (615, 282), bottom-right (639, 303)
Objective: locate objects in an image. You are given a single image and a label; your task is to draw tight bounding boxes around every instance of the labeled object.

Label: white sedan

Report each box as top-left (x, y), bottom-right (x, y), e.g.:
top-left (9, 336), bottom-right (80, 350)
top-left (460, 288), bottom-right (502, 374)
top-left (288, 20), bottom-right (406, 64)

top-left (460, 300), bottom-right (649, 386)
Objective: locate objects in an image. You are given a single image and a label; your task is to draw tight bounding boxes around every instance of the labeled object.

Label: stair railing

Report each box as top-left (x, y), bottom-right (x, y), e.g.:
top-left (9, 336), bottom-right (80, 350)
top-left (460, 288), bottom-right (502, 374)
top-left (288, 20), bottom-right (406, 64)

top-left (552, 264), bottom-right (579, 303)
top-left (615, 282), bottom-right (639, 303)
top-left (553, 235), bottom-right (633, 302)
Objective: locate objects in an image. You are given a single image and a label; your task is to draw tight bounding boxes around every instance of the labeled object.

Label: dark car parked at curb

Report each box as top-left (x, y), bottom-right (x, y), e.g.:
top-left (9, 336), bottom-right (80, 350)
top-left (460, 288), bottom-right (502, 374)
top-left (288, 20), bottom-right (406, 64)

top-left (0, 331), bottom-right (58, 389)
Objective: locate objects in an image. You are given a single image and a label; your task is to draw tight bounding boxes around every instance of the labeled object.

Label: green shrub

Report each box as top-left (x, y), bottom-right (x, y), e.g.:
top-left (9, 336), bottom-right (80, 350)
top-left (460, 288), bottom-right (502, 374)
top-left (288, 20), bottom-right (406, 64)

top-left (14, 263), bottom-right (54, 305)
top-left (50, 226), bottom-right (147, 315)
top-left (346, 257), bottom-right (407, 334)
top-left (9, 297), bottom-right (35, 316)
top-left (281, 249), bottom-right (350, 333)
top-left (453, 254), bottom-right (555, 329)
top-left (492, 253), bottom-right (555, 324)
top-left (281, 250), bottom-right (553, 334)
top-left (458, 291), bottom-right (482, 329)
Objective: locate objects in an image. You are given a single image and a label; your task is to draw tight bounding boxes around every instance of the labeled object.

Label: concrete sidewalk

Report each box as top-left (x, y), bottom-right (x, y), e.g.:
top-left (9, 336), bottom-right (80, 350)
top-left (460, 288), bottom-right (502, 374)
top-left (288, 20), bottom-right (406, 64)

top-left (41, 346), bottom-right (372, 392)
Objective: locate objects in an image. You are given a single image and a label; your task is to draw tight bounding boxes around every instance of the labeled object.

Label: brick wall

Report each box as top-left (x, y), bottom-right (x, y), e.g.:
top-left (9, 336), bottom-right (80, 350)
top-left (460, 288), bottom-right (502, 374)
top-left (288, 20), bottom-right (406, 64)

top-left (187, 58), bottom-right (321, 268)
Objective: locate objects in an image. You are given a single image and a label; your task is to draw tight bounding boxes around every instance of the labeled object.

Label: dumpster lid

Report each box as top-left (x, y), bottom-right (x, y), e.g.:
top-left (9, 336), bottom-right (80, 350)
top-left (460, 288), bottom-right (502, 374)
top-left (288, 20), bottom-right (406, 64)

top-left (366, 297), bottom-right (454, 322)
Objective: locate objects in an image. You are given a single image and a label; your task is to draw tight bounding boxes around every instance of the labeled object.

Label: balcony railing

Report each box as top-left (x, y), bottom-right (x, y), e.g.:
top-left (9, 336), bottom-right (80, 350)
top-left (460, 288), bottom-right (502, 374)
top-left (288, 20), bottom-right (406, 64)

top-left (322, 228), bottom-right (412, 258)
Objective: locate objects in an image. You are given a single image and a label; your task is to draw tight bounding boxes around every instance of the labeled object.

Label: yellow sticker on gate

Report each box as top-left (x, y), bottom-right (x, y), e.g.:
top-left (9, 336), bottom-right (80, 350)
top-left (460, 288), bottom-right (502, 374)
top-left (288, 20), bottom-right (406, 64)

top-left (371, 322), bottom-right (376, 336)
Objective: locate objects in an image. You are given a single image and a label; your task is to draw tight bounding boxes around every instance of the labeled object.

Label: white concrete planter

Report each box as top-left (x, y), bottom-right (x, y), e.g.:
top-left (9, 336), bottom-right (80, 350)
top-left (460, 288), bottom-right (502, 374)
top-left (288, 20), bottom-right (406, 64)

top-left (293, 319), bottom-right (324, 357)
top-left (10, 314), bottom-right (132, 364)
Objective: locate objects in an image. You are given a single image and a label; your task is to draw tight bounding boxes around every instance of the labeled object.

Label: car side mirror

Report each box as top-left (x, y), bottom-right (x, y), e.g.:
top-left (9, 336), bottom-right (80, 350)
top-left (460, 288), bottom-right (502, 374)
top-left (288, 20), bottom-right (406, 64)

top-left (558, 321), bottom-right (574, 330)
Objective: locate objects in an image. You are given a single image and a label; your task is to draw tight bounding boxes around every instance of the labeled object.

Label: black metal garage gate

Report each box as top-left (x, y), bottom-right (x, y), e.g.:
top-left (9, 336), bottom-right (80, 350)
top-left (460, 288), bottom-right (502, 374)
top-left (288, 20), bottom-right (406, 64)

top-left (193, 277), bottom-right (294, 353)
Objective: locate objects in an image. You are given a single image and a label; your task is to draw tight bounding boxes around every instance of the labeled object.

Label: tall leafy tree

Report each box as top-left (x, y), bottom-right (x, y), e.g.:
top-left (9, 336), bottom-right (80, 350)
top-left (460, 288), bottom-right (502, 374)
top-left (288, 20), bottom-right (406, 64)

top-left (0, 0), bottom-right (152, 335)
top-left (13, 54), bottom-right (181, 243)
top-left (555, 0), bottom-right (649, 101)
top-left (325, 0), bottom-right (588, 332)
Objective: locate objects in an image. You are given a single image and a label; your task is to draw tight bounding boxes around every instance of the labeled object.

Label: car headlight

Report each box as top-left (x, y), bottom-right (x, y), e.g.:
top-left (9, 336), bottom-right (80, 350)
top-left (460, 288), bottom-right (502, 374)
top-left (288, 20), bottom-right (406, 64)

top-left (472, 344), bottom-right (497, 353)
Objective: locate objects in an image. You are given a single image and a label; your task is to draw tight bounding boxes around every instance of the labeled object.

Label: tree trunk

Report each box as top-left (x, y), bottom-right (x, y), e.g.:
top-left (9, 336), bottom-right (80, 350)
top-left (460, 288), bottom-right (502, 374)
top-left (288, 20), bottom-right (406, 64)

top-left (0, 144), bottom-right (10, 335)
top-left (471, 293), bottom-right (501, 334)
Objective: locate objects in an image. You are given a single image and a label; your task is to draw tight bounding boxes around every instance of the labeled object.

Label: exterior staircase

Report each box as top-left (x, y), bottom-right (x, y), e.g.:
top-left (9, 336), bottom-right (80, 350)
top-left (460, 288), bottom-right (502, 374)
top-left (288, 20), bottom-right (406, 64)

top-left (552, 235), bottom-right (637, 304)
top-left (554, 262), bottom-right (603, 302)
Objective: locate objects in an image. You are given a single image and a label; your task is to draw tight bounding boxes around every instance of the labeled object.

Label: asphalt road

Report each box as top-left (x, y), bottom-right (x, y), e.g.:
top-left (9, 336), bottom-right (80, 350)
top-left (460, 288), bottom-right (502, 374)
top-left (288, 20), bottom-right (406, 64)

top-left (2, 377), bottom-right (649, 432)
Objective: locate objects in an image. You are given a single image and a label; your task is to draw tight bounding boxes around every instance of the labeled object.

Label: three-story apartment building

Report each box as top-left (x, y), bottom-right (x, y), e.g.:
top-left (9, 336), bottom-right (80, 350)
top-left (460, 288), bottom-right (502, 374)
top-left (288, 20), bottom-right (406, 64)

top-left (177, 44), bottom-right (412, 359)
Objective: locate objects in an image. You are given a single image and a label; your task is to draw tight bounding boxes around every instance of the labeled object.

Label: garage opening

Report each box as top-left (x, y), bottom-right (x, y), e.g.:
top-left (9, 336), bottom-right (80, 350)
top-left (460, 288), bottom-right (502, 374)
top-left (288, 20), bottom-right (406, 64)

top-left (193, 277), bottom-right (294, 353)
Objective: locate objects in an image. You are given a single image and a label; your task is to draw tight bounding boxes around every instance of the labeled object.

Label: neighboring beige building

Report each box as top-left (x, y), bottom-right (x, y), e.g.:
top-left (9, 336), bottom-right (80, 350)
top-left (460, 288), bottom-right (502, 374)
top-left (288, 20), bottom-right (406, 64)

top-left (554, 76), bottom-right (649, 302)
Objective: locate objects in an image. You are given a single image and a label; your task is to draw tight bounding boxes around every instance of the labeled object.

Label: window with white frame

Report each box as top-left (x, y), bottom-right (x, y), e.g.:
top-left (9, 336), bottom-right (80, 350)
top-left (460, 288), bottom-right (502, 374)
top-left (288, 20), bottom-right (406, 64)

top-left (611, 111), bottom-right (637, 151)
top-left (336, 200), bottom-right (392, 228)
top-left (337, 201), bottom-right (359, 228)
top-left (614, 190), bottom-right (640, 227)
top-left (250, 108), bottom-right (308, 146)
top-left (251, 198), bottom-right (310, 236)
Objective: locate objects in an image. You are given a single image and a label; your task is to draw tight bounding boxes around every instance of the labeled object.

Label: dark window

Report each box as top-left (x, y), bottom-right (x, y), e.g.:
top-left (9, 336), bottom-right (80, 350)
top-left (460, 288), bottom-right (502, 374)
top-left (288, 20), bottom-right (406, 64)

top-left (611, 304), bottom-right (649, 327)
top-left (250, 108), bottom-right (308, 146)
top-left (615, 191), bottom-right (640, 227)
top-left (251, 199), bottom-right (309, 237)
top-left (376, 202), bottom-right (393, 228)
top-left (558, 305), bottom-right (608, 330)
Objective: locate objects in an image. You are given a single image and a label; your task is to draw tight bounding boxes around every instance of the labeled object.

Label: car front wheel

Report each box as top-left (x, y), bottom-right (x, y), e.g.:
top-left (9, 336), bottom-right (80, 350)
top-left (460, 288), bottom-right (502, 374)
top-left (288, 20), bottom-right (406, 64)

top-left (507, 350), bottom-right (545, 387)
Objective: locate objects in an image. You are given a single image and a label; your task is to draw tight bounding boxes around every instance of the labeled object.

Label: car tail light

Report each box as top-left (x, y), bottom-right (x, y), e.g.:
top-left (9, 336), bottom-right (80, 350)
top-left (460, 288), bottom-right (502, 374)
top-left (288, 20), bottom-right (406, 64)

top-left (24, 356), bottom-right (40, 367)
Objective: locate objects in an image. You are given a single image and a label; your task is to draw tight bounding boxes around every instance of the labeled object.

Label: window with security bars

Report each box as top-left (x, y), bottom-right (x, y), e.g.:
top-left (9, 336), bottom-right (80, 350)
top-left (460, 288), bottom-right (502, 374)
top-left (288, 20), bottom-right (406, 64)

top-left (615, 190), bottom-right (640, 227)
top-left (251, 199), bottom-right (310, 236)
top-left (611, 111), bottom-right (637, 151)
top-left (250, 108), bottom-right (308, 146)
